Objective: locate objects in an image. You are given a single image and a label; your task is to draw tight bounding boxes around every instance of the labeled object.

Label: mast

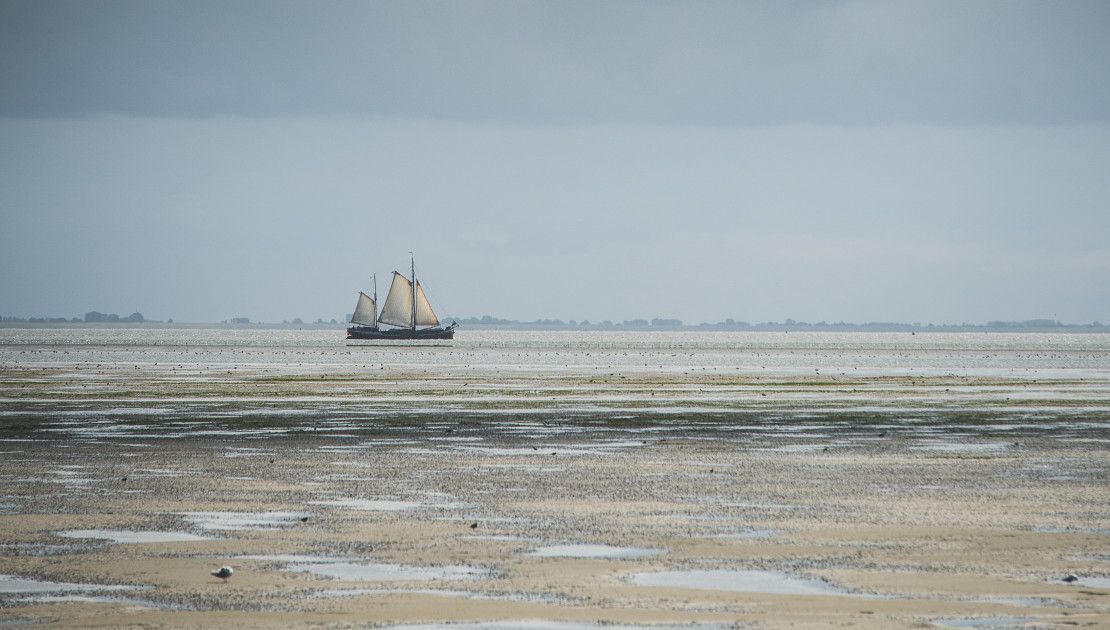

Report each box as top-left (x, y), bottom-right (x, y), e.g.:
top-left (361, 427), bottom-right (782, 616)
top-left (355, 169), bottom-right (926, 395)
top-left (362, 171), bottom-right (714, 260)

top-left (410, 253), bottom-right (417, 330)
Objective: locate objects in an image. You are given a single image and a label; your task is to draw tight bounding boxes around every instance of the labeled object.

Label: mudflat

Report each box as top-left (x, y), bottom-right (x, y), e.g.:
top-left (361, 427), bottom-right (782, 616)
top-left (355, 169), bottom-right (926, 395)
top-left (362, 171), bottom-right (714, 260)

top-left (1, 329), bottom-right (1108, 628)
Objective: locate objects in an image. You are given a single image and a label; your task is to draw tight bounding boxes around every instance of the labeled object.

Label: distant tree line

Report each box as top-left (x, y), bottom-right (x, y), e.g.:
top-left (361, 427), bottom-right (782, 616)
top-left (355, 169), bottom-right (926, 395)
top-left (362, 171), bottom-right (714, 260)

top-left (2, 313), bottom-right (1106, 332)
top-left (449, 315), bottom-right (1109, 332)
top-left (0, 312), bottom-right (150, 323)
top-left (0, 310), bottom-right (160, 321)
top-left (0, 315), bottom-right (81, 323)
top-left (84, 311), bottom-right (145, 322)
top-left (222, 317), bottom-right (343, 326)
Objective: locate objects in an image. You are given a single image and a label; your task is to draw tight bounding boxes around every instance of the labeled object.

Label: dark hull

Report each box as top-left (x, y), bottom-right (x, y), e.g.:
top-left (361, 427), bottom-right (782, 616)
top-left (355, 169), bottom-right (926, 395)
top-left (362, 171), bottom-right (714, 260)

top-left (346, 325), bottom-right (455, 340)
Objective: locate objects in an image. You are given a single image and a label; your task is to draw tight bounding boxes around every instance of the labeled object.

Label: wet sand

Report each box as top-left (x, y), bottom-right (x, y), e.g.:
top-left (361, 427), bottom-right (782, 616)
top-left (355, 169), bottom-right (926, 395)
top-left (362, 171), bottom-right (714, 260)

top-left (1, 332), bottom-right (1109, 628)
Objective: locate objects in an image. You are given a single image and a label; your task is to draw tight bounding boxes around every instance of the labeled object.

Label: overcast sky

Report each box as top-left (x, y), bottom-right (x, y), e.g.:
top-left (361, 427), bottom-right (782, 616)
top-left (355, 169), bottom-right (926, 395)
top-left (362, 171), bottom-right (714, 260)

top-left (2, 1), bottom-right (1108, 324)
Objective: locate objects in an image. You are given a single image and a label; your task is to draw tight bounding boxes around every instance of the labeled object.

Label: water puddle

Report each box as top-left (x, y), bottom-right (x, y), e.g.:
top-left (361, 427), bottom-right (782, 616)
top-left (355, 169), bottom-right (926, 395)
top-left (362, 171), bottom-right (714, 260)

top-left (45, 468), bottom-right (96, 487)
top-left (1064, 576), bottom-right (1110, 588)
top-left (979, 596), bottom-right (1059, 608)
top-left (627, 569), bottom-right (853, 596)
top-left (382, 623), bottom-right (723, 629)
top-left (132, 468), bottom-right (197, 478)
top-left (452, 444), bottom-right (631, 457)
top-left (720, 501), bottom-right (804, 510)
top-left (528, 544), bottom-right (664, 559)
top-left (1, 543), bottom-right (99, 557)
top-left (178, 511), bottom-right (311, 530)
top-left (313, 587), bottom-right (557, 603)
top-left (56, 529), bottom-right (210, 544)
top-left (933, 617), bottom-right (1035, 629)
top-left (309, 499), bottom-right (422, 511)
top-left (706, 529), bottom-right (776, 540)
top-left (760, 444), bottom-right (829, 453)
top-left (241, 555), bottom-right (490, 582)
top-left (221, 447), bottom-right (276, 458)
top-left (12, 594), bottom-right (162, 608)
top-left (0, 574), bottom-right (138, 594)
top-left (1067, 552), bottom-right (1110, 562)
top-left (292, 562), bottom-right (489, 582)
top-left (239, 554), bottom-right (350, 564)
top-left (311, 497), bottom-right (475, 511)
top-left (1032, 526), bottom-right (1110, 535)
top-left (477, 464), bottom-right (566, 473)
top-left (911, 441), bottom-right (1011, 454)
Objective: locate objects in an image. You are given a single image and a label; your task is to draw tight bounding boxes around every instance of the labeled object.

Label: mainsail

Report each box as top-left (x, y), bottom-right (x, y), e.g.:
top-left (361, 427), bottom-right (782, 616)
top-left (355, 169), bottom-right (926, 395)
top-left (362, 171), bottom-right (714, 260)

top-left (350, 292), bottom-right (377, 326)
top-left (414, 282), bottom-right (439, 326)
top-left (377, 272), bottom-right (415, 328)
top-left (347, 257), bottom-right (455, 339)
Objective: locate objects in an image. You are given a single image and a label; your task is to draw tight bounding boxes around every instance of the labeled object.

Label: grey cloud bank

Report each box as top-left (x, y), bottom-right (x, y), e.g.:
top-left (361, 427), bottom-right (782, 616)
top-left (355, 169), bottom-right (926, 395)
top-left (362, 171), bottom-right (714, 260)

top-left (1, 2), bottom-right (1108, 324)
top-left (2, 1), bottom-right (1109, 125)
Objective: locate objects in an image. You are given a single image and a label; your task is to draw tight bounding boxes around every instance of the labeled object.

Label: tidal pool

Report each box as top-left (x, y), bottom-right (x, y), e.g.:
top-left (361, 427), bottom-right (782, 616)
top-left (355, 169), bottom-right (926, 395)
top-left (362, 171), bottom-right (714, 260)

top-left (56, 529), bottom-right (210, 543)
top-left (309, 498), bottom-right (423, 511)
top-left (12, 594), bottom-right (173, 609)
top-left (0, 574), bottom-right (138, 594)
top-left (706, 529), bottom-right (777, 540)
top-left (178, 511), bottom-right (311, 530)
top-left (313, 588), bottom-right (558, 603)
top-left (1069, 577), bottom-right (1110, 588)
top-left (934, 617), bottom-right (1035, 629)
top-left (292, 562), bottom-right (490, 581)
top-left (529, 544), bottom-right (665, 559)
top-left (628, 569), bottom-right (852, 596)
top-left (242, 555), bottom-right (491, 582)
top-left (382, 623), bottom-right (724, 630)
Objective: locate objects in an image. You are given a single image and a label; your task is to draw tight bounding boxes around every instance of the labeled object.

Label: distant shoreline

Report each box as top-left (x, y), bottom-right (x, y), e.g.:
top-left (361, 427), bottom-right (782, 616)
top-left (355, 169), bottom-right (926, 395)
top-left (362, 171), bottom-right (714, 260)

top-left (0, 321), bottom-right (1107, 333)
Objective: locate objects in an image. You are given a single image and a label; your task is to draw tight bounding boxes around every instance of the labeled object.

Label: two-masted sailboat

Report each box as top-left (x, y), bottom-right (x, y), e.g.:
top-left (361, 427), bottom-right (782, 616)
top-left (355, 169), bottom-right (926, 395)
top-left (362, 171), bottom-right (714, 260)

top-left (346, 257), bottom-right (456, 340)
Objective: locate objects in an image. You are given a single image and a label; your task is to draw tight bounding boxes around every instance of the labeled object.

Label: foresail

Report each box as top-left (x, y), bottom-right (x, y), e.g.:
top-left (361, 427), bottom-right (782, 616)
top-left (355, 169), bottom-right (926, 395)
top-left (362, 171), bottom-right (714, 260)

top-left (377, 272), bottom-right (414, 328)
top-left (351, 292), bottom-right (377, 326)
top-left (414, 282), bottom-right (439, 327)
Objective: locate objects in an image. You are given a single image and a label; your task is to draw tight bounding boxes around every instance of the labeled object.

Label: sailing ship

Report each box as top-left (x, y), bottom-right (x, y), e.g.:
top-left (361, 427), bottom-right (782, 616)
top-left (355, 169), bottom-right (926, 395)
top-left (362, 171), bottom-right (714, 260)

top-left (346, 257), bottom-right (457, 340)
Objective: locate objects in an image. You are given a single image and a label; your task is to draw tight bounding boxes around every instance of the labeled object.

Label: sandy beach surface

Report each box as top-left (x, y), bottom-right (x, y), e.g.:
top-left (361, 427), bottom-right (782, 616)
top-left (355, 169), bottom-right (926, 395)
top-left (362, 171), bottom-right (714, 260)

top-left (1, 329), bottom-right (1108, 628)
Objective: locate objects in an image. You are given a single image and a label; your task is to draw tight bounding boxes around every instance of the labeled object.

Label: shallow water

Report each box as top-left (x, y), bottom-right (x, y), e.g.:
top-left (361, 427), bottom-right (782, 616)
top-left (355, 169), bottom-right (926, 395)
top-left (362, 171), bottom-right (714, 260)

top-left (0, 574), bottom-right (137, 594)
top-left (56, 529), bottom-right (209, 543)
top-left (705, 529), bottom-right (776, 540)
top-left (237, 553), bottom-right (491, 581)
top-left (934, 617), bottom-right (1036, 629)
top-left (290, 561), bottom-right (489, 582)
top-left (238, 554), bottom-right (348, 564)
top-left (11, 594), bottom-right (177, 609)
top-left (309, 498), bottom-right (423, 511)
top-left (1, 327), bottom-right (1107, 627)
top-left (382, 622), bottom-right (724, 630)
top-left (1071, 577), bottom-right (1110, 588)
top-left (528, 544), bottom-right (664, 559)
top-left (627, 569), bottom-right (853, 596)
top-left (4, 329), bottom-right (1109, 385)
top-left (313, 587), bottom-right (558, 603)
top-left (178, 511), bottom-right (311, 531)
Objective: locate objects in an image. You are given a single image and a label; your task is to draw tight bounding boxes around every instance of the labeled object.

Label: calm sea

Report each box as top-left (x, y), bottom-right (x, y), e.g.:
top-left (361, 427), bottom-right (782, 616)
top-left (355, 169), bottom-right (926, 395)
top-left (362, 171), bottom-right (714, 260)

top-left (2, 327), bottom-right (1109, 378)
top-left (3, 327), bottom-right (1109, 445)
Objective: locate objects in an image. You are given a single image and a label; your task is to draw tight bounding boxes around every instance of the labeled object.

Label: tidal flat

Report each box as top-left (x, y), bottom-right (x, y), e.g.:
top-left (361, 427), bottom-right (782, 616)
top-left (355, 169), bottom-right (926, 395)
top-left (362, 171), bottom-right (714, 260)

top-left (1, 329), bottom-right (1108, 628)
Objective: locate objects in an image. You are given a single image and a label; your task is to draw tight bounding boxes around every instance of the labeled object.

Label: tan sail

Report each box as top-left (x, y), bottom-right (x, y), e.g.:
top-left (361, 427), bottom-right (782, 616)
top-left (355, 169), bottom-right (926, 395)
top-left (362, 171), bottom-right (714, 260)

top-left (377, 272), bottom-right (414, 328)
top-left (350, 292), bottom-right (377, 326)
top-left (414, 282), bottom-right (439, 327)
